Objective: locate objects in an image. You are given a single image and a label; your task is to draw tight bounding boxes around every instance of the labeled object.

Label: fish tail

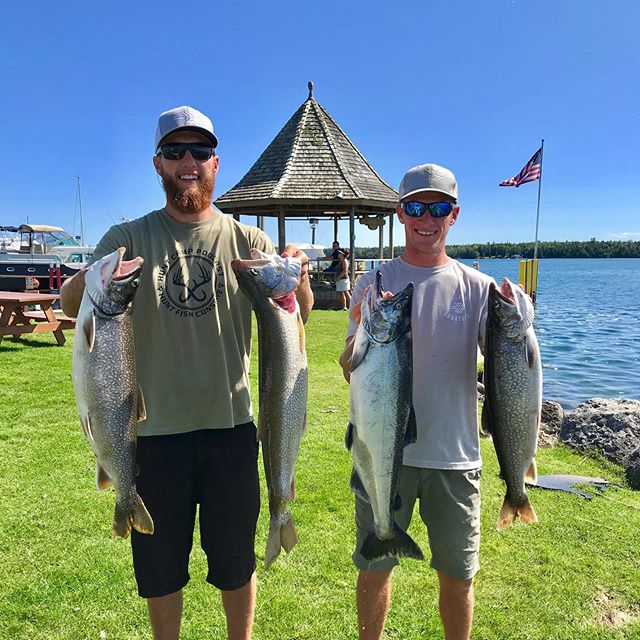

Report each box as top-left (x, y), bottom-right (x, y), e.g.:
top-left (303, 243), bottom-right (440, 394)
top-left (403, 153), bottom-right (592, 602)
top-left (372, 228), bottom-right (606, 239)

top-left (360, 523), bottom-right (424, 562)
top-left (264, 511), bottom-right (298, 568)
top-left (497, 495), bottom-right (538, 530)
top-left (112, 493), bottom-right (154, 538)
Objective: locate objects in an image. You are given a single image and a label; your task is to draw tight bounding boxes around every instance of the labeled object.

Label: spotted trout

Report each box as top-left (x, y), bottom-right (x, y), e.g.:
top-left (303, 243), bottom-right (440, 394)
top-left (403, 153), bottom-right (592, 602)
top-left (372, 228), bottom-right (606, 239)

top-left (72, 247), bottom-right (153, 538)
top-left (346, 271), bottom-right (423, 562)
top-left (482, 277), bottom-right (542, 530)
top-left (231, 249), bottom-right (308, 568)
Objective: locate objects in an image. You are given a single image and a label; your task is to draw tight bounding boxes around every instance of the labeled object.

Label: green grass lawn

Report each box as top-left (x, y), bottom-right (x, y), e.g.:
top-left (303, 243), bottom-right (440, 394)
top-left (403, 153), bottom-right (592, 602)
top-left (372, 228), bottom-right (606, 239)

top-left (1, 311), bottom-right (639, 639)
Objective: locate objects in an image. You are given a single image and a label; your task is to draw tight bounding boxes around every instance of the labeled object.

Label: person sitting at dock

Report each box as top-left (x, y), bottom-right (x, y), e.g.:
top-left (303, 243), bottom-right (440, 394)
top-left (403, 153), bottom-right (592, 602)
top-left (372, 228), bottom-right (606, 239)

top-left (323, 240), bottom-right (342, 272)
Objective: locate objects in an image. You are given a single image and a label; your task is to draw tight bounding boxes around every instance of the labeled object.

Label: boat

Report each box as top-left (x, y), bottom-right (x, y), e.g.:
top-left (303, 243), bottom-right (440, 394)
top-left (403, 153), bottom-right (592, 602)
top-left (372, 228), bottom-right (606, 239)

top-left (0, 224), bottom-right (94, 292)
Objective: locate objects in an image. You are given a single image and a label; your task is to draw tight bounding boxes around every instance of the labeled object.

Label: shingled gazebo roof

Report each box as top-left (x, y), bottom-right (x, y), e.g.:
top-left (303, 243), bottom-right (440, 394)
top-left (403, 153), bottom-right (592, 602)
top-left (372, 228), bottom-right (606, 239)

top-left (215, 83), bottom-right (398, 215)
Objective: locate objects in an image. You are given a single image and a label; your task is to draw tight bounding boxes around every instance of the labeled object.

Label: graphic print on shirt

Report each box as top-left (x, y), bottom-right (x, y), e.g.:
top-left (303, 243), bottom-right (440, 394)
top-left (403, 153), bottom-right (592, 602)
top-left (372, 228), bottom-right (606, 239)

top-left (157, 248), bottom-right (224, 318)
top-left (444, 291), bottom-right (470, 323)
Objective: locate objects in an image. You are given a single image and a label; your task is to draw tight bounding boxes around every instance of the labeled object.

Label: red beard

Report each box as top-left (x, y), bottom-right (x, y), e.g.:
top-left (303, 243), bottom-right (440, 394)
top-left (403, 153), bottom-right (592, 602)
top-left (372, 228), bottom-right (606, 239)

top-left (161, 173), bottom-right (215, 213)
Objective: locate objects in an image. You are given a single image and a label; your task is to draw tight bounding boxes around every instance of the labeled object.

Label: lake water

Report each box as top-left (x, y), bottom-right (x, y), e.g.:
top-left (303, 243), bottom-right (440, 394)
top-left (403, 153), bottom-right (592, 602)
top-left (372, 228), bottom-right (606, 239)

top-left (458, 258), bottom-right (640, 409)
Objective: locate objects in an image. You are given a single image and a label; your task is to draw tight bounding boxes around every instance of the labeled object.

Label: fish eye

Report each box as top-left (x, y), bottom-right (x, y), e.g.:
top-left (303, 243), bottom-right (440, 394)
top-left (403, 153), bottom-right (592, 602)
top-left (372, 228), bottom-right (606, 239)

top-left (250, 268), bottom-right (259, 276)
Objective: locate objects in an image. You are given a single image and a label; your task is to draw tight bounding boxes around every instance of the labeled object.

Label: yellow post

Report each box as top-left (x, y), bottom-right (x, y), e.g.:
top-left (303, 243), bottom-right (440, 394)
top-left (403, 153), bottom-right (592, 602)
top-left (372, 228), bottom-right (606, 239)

top-left (519, 259), bottom-right (539, 303)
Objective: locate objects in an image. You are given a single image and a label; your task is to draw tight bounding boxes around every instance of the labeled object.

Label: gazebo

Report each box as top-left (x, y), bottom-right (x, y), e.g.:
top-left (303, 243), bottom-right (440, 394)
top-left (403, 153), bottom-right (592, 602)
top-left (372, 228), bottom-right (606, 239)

top-left (215, 82), bottom-right (399, 286)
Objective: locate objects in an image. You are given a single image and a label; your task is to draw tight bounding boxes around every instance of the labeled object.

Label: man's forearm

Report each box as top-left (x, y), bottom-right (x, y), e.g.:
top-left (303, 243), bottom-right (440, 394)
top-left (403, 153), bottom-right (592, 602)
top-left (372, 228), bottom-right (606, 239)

top-left (60, 269), bottom-right (87, 318)
top-left (339, 336), bottom-right (355, 383)
top-left (296, 270), bottom-right (314, 324)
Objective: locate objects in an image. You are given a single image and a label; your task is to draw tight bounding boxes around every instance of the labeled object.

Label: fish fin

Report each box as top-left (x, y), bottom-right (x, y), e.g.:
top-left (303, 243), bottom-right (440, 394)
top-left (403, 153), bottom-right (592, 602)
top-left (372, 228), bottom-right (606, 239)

top-left (296, 311), bottom-right (306, 353)
top-left (350, 468), bottom-right (370, 503)
top-left (480, 396), bottom-right (493, 436)
top-left (281, 516), bottom-right (298, 552)
top-left (112, 493), bottom-right (154, 538)
top-left (289, 477), bottom-right (296, 501)
top-left (80, 414), bottom-right (94, 444)
top-left (360, 523), bottom-right (424, 562)
top-left (350, 329), bottom-right (370, 372)
top-left (525, 458), bottom-right (538, 484)
top-left (302, 412), bottom-right (308, 436)
top-left (137, 385), bottom-right (147, 422)
top-left (404, 406), bottom-right (417, 446)
top-left (497, 496), bottom-right (538, 530)
top-left (526, 333), bottom-right (537, 369)
top-left (264, 512), bottom-right (298, 568)
top-left (393, 494), bottom-right (402, 511)
top-left (517, 496), bottom-right (538, 525)
top-left (82, 310), bottom-right (96, 352)
top-left (95, 463), bottom-right (112, 492)
top-left (496, 501), bottom-right (517, 530)
top-left (345, 422), bottom-right (355, 450)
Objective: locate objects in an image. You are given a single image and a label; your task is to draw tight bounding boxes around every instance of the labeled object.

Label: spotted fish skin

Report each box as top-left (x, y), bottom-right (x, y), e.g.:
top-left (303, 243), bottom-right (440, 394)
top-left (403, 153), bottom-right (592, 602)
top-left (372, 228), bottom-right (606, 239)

top-left (482, 278), bottom-right (542, 530)
top-left (72, 248), bottom-right (153, 538)
top-left (231, 249), bottom-right (308, 568)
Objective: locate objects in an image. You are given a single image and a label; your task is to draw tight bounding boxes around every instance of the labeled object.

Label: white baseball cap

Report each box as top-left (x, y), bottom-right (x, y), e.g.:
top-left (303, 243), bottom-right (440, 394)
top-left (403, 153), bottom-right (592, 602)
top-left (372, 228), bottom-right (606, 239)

top-left (398, 164), bottom-right (458, 202)
top-left (155, 106), bottom-right (218, 150)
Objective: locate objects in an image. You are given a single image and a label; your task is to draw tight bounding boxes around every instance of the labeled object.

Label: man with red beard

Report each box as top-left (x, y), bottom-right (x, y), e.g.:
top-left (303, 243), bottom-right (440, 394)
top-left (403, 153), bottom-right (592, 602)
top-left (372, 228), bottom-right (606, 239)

top-left (61, 106), bottom-right (313, 640)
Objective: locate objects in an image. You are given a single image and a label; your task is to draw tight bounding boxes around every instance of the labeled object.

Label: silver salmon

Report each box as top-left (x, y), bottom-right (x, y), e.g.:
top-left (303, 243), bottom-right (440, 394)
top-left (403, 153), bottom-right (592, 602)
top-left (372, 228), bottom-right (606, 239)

top-left (231, 249), bottom-right (308, 568)
top-left (346, 271), bottom-right (423, 562)
top-left (482, 277), bottom-right (542, 530)
top-left (72, 248), bottom-right (153, 538)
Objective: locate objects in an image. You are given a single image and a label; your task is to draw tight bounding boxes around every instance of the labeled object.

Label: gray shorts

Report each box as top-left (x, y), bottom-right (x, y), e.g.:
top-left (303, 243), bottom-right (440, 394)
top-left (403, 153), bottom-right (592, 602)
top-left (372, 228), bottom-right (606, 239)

top-left (353, 466), bottom-right (481, 580)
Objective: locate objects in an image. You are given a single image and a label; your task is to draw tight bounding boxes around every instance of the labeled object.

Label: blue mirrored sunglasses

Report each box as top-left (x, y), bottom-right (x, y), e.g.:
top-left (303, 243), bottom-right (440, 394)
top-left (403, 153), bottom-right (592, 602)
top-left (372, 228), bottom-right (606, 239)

top-left (401, 201), bottom-right (455, 218)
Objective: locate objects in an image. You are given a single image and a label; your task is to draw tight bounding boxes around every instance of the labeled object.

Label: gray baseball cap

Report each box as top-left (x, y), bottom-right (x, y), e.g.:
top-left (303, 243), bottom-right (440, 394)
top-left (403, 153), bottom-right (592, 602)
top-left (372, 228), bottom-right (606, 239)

top-left (398, 163), bottom-right (458, 202)
top-left (155, 106), bottom-right (218, 150)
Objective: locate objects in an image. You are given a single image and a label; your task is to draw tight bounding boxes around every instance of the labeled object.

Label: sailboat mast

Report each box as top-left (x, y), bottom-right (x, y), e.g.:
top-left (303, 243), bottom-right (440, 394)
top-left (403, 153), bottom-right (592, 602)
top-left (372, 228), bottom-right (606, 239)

top-left (76, 176), bottom-right (84, 245)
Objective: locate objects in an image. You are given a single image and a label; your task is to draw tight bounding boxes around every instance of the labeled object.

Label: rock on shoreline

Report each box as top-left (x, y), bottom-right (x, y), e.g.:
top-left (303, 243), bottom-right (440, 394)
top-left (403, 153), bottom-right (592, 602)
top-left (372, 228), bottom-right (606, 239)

top-left (482, 397), bottom-right (640, 488)
top-left (559, 398), bottom-right (640, 489)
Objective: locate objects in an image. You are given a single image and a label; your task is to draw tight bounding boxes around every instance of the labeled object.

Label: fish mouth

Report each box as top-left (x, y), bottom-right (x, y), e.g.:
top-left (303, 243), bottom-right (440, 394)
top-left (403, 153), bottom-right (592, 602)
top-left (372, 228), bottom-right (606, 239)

top-left (97, 248), bottom-right (143, 289)
top-left (490, 279), bottom-right (516, 305)
top-left (114, 252), bottom-right (144, 283)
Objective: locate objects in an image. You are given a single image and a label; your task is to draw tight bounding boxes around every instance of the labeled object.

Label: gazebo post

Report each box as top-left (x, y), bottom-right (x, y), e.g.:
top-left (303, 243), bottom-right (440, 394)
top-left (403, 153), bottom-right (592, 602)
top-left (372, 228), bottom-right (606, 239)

top-left (389, 211), bottom-right (394, 259)
top-left (278, 208), bottom-right (286, 253)
top-left (349, 207), bottom-right (355, 282)
top-left (257, 216), bottom-right (264, 230)
top-left (333, 216), bottom-right (339, 244)
top-left (233, 213), bottom-right (240, 222)
top-left (378, 219), bottom-right (384, 260)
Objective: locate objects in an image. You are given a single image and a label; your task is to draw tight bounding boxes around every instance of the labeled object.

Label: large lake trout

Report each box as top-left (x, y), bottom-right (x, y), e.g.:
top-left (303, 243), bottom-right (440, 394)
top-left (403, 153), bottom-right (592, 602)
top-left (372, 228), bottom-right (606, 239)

top-left (483, 277), bottom-right (542, 530)
top-left (72, 247), bottom-right (153, 538)
top-left (346, 271), bottom-right (423, 562)
top-left (232, 249), bottom-right (308, 568)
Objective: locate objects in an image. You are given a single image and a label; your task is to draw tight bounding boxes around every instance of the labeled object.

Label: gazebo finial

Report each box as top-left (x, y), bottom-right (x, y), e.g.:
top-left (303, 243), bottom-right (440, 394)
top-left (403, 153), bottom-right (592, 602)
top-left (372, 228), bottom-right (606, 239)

top-left (308, 81), bottom-right (314, 99)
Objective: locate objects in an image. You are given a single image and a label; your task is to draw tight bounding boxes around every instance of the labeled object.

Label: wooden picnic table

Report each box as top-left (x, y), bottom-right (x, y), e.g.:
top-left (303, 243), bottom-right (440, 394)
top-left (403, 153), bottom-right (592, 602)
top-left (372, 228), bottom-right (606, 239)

top-left (0, 291), bottom-right (76, 346)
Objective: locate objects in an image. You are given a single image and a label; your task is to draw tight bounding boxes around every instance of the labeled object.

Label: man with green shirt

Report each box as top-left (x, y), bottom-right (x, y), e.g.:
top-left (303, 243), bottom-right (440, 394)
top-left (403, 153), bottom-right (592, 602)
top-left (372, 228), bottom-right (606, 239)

top-left (61, 105), bottom-right (313, 640)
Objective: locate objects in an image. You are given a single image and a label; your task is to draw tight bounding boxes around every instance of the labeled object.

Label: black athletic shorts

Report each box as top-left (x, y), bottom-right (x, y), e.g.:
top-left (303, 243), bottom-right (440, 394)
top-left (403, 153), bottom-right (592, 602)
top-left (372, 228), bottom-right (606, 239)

top-left (131, 423), bottom-right (260, 598)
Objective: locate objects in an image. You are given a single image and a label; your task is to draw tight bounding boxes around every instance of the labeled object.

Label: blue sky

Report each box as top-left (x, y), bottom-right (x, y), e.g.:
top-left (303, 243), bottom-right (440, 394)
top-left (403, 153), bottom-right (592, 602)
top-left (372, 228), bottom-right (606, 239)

top-left (2, 0), bottom-right (638, 250)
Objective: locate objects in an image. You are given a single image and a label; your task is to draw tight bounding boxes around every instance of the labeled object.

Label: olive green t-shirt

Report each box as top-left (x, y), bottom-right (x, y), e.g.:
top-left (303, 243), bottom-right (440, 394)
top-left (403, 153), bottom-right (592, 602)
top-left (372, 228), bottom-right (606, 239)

top-left (91, 208), bottom-right (274, 436)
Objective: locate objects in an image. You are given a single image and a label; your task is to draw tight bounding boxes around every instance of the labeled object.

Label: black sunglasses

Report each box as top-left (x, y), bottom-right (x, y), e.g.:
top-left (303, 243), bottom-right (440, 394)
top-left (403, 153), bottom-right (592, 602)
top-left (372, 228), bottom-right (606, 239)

top-left (401, 201), bottom-right (456, 218)
top-left (157, 143), bottom-right (216, 161)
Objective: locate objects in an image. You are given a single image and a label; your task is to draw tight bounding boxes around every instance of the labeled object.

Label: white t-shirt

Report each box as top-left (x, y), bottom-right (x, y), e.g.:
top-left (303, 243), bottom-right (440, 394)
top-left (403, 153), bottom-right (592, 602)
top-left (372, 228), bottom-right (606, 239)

top-left (347, 257), bottom-right (495, 470)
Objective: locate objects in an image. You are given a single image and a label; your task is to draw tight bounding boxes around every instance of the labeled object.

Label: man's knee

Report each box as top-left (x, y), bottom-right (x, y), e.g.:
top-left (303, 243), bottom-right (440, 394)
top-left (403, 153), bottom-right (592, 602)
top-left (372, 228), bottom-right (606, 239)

top-left (437, 571), bottom-right (474, 593)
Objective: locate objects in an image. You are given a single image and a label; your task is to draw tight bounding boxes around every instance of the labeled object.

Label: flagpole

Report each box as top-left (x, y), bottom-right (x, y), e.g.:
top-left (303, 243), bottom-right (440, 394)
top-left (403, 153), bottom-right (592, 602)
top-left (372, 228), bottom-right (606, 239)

top-left (533, 139), bottom-right (544, 260)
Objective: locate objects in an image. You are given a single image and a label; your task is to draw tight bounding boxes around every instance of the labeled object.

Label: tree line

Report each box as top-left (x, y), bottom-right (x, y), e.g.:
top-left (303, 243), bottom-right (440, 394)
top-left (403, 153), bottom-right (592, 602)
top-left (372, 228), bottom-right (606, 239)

top-left (350, 239), bottom-right (640, 259)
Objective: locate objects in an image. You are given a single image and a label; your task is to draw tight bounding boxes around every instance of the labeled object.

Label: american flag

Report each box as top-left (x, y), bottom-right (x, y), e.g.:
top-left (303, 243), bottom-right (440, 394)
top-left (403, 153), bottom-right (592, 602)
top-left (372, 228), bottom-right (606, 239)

top-left (499, 147), bottom-right (542, 187)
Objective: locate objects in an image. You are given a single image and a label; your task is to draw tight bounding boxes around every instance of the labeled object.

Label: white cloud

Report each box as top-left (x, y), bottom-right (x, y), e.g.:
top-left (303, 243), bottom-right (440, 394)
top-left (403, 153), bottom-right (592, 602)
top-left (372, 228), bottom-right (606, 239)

top-left (606, 232), bottom-right (640, 240)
